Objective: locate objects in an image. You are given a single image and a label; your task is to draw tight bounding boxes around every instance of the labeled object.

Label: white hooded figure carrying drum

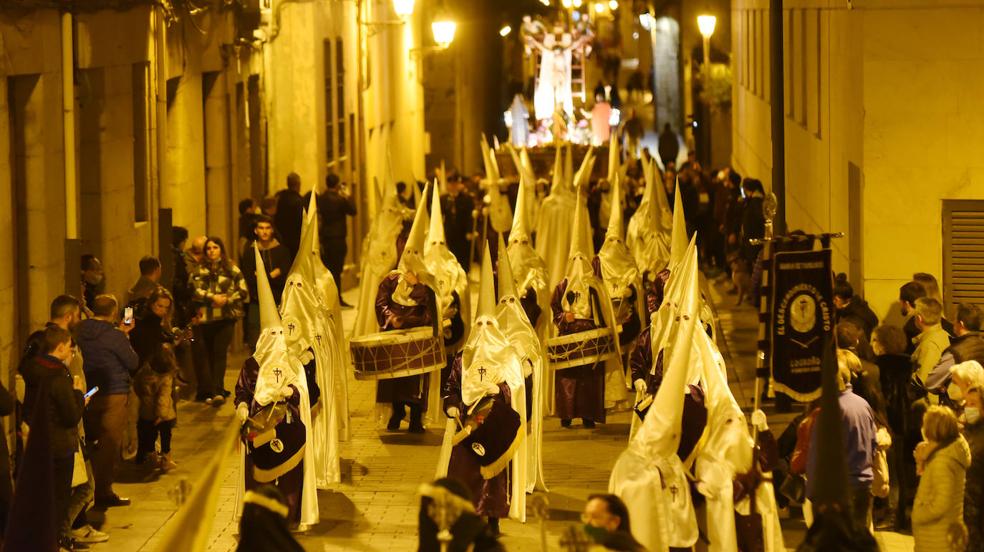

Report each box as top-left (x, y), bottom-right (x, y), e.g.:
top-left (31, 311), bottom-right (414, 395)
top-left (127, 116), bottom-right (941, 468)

top-left (550, 181), bottom-right (619, 429)
top-left (375, 184), bottom-right (440, 433)
top-left (442, 246), bottom-right (527, 535)
top-left (235, 244), bottom-right (319, 530)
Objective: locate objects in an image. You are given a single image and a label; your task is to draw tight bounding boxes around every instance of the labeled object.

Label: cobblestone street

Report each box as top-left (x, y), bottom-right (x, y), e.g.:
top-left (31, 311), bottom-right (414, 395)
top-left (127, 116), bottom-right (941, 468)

top-left (82, 282), bottom-right (915, 551)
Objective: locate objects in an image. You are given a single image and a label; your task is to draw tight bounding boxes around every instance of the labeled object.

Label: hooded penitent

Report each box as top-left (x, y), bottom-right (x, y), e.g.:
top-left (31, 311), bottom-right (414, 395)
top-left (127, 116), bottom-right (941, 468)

top-left (280, 192), bottom-right (347, 488)
top-left (480, 136), bottom-right (513, 234)
top-left (535, 144), bottom-right (578, 291)
top-left (424, 181), bottom-right (471, 354)
top-left (496, 234), bottom-right (547, 495)
top-left (439, 247), bottom-right (527, 520)
top-left (609, 239), bottom-right (702, 552)
top-left (353, 178), bottom-right (408, 337)
top-left (626, 158), bottom-right (673, 278)
top-left (597, 174), bottom-right (642, 312)
top-left (244, 244), bottom-right (319, 528)
top-left (507, 169), bottom-right (551, 335)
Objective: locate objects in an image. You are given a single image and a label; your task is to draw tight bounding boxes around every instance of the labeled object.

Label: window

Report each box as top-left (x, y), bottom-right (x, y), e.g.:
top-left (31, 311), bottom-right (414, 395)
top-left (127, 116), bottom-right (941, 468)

top-left (324, 40), bottom-right (334, 163)
top-left (336, 38), bottom-right (346, 161)
top-left (942, 200), bottom-right (984, 316)
top-left (325, 38), bottom-right (347, 167)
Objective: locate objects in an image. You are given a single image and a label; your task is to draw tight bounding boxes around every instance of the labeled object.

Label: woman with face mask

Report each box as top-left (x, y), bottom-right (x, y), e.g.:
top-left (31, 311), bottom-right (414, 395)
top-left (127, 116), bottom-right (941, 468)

top-left (961, 388), bottom-right (984, 552)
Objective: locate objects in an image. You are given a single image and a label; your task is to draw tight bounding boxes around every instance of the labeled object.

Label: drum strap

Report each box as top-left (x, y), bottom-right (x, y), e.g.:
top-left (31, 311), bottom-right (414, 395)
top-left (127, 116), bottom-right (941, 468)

top-left (252, 444), bottom-right (306, 483)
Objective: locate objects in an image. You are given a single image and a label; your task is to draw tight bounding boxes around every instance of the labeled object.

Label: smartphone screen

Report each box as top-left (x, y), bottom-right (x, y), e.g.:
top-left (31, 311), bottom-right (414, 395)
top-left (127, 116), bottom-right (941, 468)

top-left (84, 386), bottom-right (99, 399)
top-left (124, 307), bottom-right (134, 325)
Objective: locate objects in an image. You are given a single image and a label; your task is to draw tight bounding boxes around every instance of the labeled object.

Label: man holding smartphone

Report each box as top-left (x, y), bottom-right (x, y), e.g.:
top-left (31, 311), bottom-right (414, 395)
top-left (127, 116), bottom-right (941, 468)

top-left (311, 173), bottom-right (357, 307)
top-left (76, 295), bottom-right (139, 510)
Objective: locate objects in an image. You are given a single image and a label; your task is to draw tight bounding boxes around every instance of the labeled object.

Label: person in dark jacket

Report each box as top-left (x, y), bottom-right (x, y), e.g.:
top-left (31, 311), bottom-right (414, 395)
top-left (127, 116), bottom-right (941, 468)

top-left (899, 281), bottom-right (955, 354)
top-left (237, 484), bottom-right (304, 552)
top-left (833, 274), bottom-right (879, 339)
top-left (77, 295), bottom-right (138, 510)
top-left (126, 256), bottom-right (162, 310)
top-left (871, 324), bottom-right (916, 530)
top-left (925, 303), bottom-right (984, 395)
top-left (657, 123), bottom-right (679, 169)
top-left (239, 216), bottom-right (292, 348)
top-left (274, 172), bottom-right (306, 259)
top-left (23, 326), bottom-right (86, 549)
top-left (81, 254), bottom-right (105, 315)
top-left (738, 179), bottom-right (766, 267)
top-left (418, 478), bottom-right (505, 552)
top-left (963, 388), bottom-right (984, 552)
top-left (582, 493), bottom-right (646, 551)
top-left (443, 177), bottom-right (476, 272)
top-left (310, 173), bottom-right (357, 306)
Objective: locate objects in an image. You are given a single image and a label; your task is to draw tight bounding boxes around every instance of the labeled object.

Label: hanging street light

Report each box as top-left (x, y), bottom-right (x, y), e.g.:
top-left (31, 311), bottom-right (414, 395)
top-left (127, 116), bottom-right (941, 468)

top-left (392, 0), bottom-right (414, 18)
top-left (697, 14), bottom-right (716, 66)
top-left (432, 18), bottom-right (456, 49)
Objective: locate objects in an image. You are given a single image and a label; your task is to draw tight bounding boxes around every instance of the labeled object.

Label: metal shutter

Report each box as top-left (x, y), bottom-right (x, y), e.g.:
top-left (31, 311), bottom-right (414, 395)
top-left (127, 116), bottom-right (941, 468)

top-left (943, 200), bottom-right (984, 315)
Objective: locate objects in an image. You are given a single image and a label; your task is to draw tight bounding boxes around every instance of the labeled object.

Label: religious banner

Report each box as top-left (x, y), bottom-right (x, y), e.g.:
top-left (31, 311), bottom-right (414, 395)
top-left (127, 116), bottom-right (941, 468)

top-left (770, 249), bottom-right (834, 402)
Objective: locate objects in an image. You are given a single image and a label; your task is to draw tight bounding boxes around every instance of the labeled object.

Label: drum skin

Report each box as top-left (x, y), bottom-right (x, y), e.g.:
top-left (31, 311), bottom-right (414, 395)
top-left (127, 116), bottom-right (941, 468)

top-left (350, 328), bottom-right (445, 380)
top-left (546, 327), bottom-right (618, 370)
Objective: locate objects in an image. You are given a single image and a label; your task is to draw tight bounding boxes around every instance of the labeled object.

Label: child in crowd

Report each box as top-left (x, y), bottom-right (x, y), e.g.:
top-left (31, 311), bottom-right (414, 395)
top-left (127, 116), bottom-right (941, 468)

top-left (135, 343), bottom-right (178, 471)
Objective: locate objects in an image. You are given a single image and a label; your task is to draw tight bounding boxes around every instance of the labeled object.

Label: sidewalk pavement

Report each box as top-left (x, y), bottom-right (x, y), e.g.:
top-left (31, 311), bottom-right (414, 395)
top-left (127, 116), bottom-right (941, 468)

top-left (84, 280), bottom-right (914, 551)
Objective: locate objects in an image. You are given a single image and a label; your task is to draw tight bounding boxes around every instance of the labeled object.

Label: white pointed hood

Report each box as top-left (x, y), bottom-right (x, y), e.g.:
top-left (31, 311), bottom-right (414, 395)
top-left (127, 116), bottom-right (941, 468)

top-left (670, 180), bottom-right (688, 270)
top-left (460, 246), bottom-right (524, 406)
top-left (481, 136), bottom-right (513, 233)
top-left (550, 144), bottom-right (566, 196)
top-left (597, 175), bottom-right (640, 300)
top-left (510, 169), bottom-right (534, 244)
top-left (252, 244), bottom-right (301, 406)
top-left (398, 181), bottom-right (432, 277)
top-left (424, 181), bottom-right (470, 350)
top-left (352, 177), bottom-right (409, 337)
top-left (607, 134), bottom-right (620, 186)
top-left (626, 159), bottom-right (673, 275)
top-left (632, 238), bottom-right (702, 455)
top-left (427, 181), bottom-right (447, 250)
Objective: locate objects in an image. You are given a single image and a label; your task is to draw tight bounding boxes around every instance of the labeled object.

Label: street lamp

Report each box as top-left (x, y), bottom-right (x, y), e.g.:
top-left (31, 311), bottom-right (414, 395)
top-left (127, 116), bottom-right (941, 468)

top-left (392, 0), bottom-right (414, 18)
top-left (697, 14), bottom-right (716, 67)
top-left (431, 18), bottom-right (456, 49)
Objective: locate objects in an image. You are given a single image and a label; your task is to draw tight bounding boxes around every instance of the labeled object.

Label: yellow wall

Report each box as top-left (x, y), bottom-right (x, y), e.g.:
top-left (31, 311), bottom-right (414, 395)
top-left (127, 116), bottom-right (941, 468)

top-left (731, 0), bottom-right (984, 319)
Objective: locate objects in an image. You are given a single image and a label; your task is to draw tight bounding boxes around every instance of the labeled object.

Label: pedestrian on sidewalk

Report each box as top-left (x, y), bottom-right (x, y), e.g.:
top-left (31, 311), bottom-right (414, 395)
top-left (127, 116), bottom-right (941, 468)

top-left (17, 295), bottom-right (108, 545)
top-left (23, 326), bottom-right (87, 550)
top-left (189, 237), bottom-right (248, 406)
top-left (240, 216), bottom-right (291, 349)
top-left (77, 295), bottom-right (138, 510)
top-left (912, 406), bottom-right (970, 551)
top-left (310, 173), bottom-right (357, 307)
top-left (961, 387), bottom-right (984, 552)
top-left (134, 344), bottom-right (178, 471)
top-left (275, 172), bottom-right (306, 259)
top-left (126, 256), bottom-right (162, 311)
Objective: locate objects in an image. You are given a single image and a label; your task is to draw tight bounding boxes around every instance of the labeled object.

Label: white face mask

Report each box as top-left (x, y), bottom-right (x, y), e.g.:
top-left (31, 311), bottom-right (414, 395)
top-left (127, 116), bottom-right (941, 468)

top-left (965, 407), bottom-right (981, 425)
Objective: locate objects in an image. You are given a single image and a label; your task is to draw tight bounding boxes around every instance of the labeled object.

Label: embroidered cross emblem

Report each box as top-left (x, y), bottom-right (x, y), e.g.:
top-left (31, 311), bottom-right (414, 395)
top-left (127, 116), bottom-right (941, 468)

top-left (273, 367), bottom-right (283, 382)
top-left (287, 323), bottom-right (295, 335)
top-left (477, 366), bottom-right (487, 381)
top-left (669, 484), bottom-right (679, 501)
top-left (315, 334), bottom-right (322, 343)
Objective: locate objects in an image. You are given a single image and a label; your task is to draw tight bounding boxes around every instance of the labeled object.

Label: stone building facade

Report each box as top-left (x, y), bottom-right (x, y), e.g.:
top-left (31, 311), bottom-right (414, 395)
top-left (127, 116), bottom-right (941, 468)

top-left (732, 0), bottom-right (984, 319)
top-left (0, 0), bottom-right (427, 394)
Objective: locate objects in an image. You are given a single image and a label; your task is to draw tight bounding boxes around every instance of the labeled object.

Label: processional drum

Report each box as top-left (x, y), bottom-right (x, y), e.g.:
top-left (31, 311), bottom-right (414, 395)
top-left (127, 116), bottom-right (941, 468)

top-left (350, 327), bottom-right (445, 381)
top-left (546, 327), bottom-right (618, 370)
top-left (451, 396), bottom-right (523, 480)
